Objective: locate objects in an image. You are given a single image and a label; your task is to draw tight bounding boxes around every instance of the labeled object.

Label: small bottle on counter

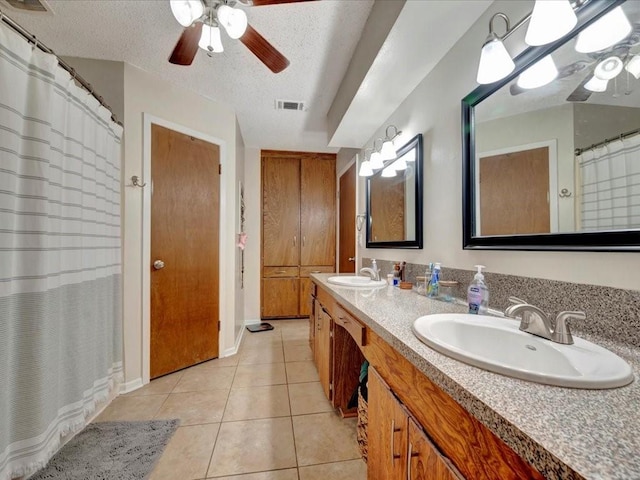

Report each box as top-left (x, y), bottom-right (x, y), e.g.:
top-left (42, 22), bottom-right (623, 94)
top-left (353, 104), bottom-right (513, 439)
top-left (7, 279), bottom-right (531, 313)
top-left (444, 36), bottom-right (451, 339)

top-left (427, 263), bottom-right (441, 297)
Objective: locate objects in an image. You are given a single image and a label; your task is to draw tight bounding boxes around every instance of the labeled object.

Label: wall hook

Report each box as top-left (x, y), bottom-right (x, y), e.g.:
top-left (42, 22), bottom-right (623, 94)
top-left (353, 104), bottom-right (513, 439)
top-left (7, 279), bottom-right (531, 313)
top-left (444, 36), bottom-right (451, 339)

top-left (131, 175), bottom-right (147, 188)
top-left (559, 188), bottom-right (572, 198)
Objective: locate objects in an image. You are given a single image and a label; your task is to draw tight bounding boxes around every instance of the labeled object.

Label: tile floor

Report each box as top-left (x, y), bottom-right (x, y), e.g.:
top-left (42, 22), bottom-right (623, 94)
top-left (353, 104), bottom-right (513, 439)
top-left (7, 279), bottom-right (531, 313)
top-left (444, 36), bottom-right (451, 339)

top-left (94, 319), bottom-right (367, 480)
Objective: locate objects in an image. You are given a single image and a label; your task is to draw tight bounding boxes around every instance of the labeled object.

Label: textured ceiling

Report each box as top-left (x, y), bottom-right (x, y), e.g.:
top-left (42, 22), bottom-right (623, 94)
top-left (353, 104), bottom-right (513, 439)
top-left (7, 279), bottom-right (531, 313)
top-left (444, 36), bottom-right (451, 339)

top-left (4, 0), bottom-right (375, 152)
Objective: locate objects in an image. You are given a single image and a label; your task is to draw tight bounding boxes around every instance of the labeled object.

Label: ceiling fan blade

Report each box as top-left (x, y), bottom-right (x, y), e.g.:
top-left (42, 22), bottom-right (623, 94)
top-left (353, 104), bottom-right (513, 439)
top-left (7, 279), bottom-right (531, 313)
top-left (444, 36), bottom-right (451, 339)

top-left (241, 0), bottom-right (317, 6)
top-left (240, 24), bottom-right (290, 73)
top-left (169, 22), bottom-right (203, 66)
top-left (567, 75), bottom-right (593, 102)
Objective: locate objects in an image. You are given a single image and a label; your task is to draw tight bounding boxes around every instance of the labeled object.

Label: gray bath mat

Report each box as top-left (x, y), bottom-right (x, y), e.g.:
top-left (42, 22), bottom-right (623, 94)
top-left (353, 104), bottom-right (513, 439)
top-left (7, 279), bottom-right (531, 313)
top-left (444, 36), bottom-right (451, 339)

top-left (28, 419), bottom-right (179, 480)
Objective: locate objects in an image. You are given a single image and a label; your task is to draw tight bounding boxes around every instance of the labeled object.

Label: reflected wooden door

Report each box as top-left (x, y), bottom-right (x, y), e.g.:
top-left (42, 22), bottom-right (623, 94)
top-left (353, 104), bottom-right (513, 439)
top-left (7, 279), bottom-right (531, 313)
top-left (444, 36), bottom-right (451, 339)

top-left (339, 163), bottom-right (356, 273)
top-left (150, 124), bottom-right (220, 379)
top-left (479, 147), bottom-right (550, 235)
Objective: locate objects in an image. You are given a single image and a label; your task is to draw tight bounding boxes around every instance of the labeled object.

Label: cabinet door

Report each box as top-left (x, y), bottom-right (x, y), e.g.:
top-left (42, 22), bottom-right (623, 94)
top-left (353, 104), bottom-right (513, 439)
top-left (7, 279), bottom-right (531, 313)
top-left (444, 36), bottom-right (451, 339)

top-left (261, 278), bottom-right (299, 317)
top-left (315, 306), bottom-right (332, 401)
top-left (408, 417), bottom-right (463, 480)
top-left (299, 277), bottom-right (312, 317)
top-left (368, 368), bottom-right (408, 480)
top-left (262, 156), bottom-right (300, 266)
top-left (300, 157), bottom-right (335, 266)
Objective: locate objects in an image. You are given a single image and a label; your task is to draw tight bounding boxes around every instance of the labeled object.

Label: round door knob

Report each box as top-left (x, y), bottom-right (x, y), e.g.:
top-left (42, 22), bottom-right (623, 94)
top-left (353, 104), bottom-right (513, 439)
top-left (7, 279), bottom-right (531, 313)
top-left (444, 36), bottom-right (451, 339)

top-left (348, 257), bottom-right (356, 262)
top-left (153, 260), bottom-right (165, 270)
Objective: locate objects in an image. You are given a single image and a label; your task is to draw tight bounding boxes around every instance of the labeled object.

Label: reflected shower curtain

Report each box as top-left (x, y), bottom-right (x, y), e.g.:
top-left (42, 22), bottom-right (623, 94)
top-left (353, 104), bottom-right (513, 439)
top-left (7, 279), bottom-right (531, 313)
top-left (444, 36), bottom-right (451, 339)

top-left (0, 21), bottom-right (123, 480)
top-left (577, 134), bottom-right (640, 231)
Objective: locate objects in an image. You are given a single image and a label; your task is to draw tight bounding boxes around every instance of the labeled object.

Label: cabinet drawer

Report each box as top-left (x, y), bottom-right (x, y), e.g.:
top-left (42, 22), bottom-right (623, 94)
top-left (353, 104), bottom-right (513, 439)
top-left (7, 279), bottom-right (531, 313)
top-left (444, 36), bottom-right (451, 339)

top-left (300, 265), bottom-right (335, 277)
top-left (334, 305), bottom-right (366, 347)
top-left (264, 266), bottom-right (299, 278)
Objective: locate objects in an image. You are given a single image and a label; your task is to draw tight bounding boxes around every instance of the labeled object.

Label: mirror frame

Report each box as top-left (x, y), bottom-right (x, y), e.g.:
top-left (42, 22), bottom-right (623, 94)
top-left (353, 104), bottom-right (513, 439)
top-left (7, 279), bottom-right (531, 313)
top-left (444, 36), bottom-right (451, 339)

top-left (462, 0), bottom-right (640, 252)
top-left (366, 133), bottom-right (424, 249)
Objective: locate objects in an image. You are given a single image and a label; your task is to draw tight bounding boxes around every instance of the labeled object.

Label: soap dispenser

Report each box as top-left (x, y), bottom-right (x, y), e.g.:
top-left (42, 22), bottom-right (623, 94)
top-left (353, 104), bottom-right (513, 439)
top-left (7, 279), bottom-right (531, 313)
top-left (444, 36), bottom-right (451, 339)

top-left (467, 265), bottom-right (489, 314)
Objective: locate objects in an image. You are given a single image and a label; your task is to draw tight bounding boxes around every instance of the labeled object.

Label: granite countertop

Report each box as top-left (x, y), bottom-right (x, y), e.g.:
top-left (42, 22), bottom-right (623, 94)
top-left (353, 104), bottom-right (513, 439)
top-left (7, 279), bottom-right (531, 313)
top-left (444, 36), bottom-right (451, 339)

top-left (311, 273), bottom-right (640, 480)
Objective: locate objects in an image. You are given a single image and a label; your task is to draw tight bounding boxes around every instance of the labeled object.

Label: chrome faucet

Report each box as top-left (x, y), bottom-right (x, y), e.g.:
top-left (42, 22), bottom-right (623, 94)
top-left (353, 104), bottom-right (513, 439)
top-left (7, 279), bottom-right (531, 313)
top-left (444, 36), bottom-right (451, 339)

top-left (504, 297), bottom-right (586, 345)
top-left (360, 259), bottom-right (380, 282)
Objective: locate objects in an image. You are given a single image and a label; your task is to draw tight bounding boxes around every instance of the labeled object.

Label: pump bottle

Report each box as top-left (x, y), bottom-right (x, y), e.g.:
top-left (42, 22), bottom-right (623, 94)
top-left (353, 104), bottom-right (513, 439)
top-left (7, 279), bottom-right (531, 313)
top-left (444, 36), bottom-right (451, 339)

top-left (467, 265), bottom-right (489, 314)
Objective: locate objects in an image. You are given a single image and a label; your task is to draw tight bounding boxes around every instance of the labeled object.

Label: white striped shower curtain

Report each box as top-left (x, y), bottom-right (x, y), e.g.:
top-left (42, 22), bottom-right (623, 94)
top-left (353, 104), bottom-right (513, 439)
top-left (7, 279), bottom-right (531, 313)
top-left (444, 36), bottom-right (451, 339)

top-left (0, 20), bottom-right (123, 480)
top-left (577, 134), bottom-right (640, 231)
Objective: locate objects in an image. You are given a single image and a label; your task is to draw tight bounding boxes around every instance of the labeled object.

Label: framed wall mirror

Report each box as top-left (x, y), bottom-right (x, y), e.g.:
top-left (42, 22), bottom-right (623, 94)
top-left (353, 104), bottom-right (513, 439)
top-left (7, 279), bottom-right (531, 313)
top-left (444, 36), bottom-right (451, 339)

top-left (462, 0), bottom-right (640, 251)
top-left (366, 133), bottom-right (423, 248)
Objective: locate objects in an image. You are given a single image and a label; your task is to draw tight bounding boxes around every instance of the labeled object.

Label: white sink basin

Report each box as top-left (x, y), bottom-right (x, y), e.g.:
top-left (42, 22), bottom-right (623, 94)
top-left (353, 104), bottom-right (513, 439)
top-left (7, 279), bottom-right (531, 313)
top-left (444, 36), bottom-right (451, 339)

top-left (412, 314), bottom-right (634, 389)
top-left (327, 275), bottom-right (387, 288)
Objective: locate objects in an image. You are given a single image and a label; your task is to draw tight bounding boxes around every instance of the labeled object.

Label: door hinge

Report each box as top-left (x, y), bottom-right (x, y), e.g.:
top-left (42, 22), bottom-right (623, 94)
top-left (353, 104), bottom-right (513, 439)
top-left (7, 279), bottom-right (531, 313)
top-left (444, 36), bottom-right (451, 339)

top-left (218, 164), bottom-right (222, 175)
top-left (329, 382), bottom-right (333, 392)
top-left (218, 320), bottom-right (221, 331)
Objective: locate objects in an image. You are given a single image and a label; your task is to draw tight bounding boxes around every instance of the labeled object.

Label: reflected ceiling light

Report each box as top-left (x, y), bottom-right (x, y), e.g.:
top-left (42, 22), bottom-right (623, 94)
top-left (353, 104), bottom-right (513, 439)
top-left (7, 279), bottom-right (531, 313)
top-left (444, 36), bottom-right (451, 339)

top-left (517, 55), bottom-right (558, 89)
top-left (380, 125), bottom-right (402, 161)
top-left (404, 149), bottom-right (416, 162)
top-left (525, 0), bottom-right (577, 47)
top-left (217, 4), bottom-right (248, 39)
top-left (170, 0), bottom-right (204, 27)
top-left (625, 55), bottom-right (640, 80)
top-left (199, 24), bottom-right (224, 53)
top-left (594, 56), bottom-right (623, 80)
top-left (381, 165), bottom-right (396, 178)
top-left (575, 6), bottom-right (631, 53)
top-left (393, 157), bottom-right (408, 171)
top-left (585, 75), bottom-right (609, 92)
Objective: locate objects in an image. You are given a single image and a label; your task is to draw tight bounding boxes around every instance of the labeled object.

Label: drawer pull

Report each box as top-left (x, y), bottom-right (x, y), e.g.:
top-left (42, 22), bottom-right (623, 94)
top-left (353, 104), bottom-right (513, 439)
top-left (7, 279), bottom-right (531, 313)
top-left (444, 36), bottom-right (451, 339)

top-left (391, 420), bottom-right (402, 465)
top-left (407, 442), bottom-right (419, 480)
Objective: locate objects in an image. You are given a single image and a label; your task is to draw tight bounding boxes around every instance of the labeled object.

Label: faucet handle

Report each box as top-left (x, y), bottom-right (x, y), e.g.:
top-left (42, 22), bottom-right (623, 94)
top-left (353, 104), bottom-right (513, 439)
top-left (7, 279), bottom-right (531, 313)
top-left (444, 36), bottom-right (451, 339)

top-left (553, 311), bottom-right (586, 345)
top-left (508, 296), bottom-right (527, 305)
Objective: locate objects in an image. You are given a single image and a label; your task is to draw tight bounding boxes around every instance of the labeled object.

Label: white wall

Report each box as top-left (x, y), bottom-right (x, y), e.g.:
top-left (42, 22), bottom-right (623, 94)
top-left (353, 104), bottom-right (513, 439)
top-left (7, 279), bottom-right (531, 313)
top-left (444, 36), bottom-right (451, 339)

top-left (358, 0), bottom-right (640, 292)
top-left (122, 64), bottom-right (239, 386)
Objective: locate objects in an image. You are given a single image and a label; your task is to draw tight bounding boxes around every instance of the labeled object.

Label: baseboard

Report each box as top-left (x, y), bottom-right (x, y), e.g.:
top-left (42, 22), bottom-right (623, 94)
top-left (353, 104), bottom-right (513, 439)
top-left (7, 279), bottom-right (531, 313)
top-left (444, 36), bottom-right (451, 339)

top-left (119, 377), bottom-right (143, 394)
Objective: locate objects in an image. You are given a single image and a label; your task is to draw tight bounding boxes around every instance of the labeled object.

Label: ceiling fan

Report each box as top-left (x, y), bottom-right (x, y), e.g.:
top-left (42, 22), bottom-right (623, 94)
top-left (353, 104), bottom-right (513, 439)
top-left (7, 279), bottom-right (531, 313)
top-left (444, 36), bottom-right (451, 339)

top-left (168, 0), bottom-right (315, 73)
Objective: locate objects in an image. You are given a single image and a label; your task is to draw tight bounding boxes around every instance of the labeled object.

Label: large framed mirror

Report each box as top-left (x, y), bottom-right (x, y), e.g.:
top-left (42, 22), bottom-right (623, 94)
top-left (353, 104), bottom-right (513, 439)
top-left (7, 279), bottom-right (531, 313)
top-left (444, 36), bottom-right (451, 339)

top-left (462, 0), bottom-right (640, 251)
top-left (366, 133), bottom-right (423, 248)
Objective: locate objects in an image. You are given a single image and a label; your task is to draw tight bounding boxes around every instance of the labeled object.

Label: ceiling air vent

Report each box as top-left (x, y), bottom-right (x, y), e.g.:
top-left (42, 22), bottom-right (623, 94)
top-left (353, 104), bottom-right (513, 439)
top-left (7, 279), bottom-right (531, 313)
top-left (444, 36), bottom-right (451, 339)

top-left (275, 99), bottom-right (305, 111)
top-left (1, 0), bottom-right (53, 13)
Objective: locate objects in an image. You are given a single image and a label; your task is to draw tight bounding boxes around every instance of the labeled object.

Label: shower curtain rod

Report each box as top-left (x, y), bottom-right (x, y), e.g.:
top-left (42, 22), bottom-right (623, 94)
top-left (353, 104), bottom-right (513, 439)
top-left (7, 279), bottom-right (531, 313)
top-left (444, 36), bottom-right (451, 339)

top-left (0, 10), bottom-right (122, 126)
top-left (574, 127), bottom-right (640, 156)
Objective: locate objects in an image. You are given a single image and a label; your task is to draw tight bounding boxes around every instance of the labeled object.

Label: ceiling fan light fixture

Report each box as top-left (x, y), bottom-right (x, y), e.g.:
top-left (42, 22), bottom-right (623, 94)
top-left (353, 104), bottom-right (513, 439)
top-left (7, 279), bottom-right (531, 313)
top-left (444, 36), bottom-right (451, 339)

top-left (199, 24), bottom-right (224, 53)
top-left (476, 34), bottom-right (515, 84)
top-left (625, 55), bottom-right (640, 80)
top-left (594, 56), bottom-right (623, 80)
top-left (217, 4), bottom-right (248, 39)
top-left (584, 75), bottom-right (609, 92)
top-left (170, 0), bottom-right (204, 27)
top-left (575, 6), bottom-right (631, 53)
top-left (517, 55), bottom-right (558, 89)
top-left (525, 0), bottom-right (577, 47)
top-left (358, 160), bottom-right (374, 177)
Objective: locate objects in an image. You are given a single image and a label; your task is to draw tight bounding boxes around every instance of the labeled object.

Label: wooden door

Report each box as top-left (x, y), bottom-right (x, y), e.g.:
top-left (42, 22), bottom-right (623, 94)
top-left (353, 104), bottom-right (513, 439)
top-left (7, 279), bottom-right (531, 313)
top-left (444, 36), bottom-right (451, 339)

top-left (300, 157), bottom-right (335, 266)
top-left (262, 157), bottom-right (300, 266)
top-left (369, 173), bottom-right (406, 242)
top-left (339, 163), bottom-right (356, 273)
top-left (150, 124), bottom-right (220, 379)
top-left (408, 417), bottom-right (463, 480)
top-left (479, 147), bottom-right (550, 235)
top-left (368, 367), bottom-right (407, 480)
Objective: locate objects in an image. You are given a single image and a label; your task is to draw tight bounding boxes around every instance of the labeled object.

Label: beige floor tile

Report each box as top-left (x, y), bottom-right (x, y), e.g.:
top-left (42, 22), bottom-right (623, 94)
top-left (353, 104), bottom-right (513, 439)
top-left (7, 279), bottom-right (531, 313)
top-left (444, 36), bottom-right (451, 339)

top-left (125, 371), bottom-right (183, 396)
top-left (94, 394), bottom-right (167, 422)
top-left (174, 366), bottom-right (236, 393)
top-left (233, 363), bottom-right (287, 388)
top-left (299, 459), bottom-right (367, 480)
top-left (293, 413), bottom-right (361, 466)
top-left (281, 329), bottom-right (309, 342)
top-left (283, 343), bottom-right (313, 362)
top-left (288, 382), bottom-right (333, 416)
top-left (242, 329), bottom-right (283, 345)
top-left (197, 355), bottom-right (241, 368)
top-left (149, 424), bottom-right (219, 480)
top-left (285, 361), bottom-right (320, 384)
top-left (155, 390), bottom-right (229, 425)
top-left (223, 385), bottom-right (290, 422)
top-left (238, 345), bottom-right (285, 365)
top-left (209, 469), bottom-right (298, 479)
top-left (207, 417), bottom-right (296, 477)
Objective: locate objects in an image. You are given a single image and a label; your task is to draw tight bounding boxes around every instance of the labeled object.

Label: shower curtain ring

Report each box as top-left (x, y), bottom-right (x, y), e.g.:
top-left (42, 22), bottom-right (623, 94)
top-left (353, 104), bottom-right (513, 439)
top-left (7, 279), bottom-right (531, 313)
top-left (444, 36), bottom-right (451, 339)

top-left (131, 175), bottom-right (147, 188)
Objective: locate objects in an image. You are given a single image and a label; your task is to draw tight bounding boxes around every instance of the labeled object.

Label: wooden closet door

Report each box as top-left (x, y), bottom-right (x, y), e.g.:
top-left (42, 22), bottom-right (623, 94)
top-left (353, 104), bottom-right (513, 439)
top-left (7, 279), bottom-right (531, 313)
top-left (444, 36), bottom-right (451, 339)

top-left (300, 157), bottom-right (335, 266)
top-left (262, 157), bottom-right (300, 266)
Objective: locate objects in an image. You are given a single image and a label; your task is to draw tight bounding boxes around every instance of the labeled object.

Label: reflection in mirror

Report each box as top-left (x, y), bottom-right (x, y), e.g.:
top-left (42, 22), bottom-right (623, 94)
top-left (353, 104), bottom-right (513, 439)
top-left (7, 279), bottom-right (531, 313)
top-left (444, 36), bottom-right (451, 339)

top-left (366, 134), bottom-right (423, 248)
top-left (463, 0), bottom-right (640, 250)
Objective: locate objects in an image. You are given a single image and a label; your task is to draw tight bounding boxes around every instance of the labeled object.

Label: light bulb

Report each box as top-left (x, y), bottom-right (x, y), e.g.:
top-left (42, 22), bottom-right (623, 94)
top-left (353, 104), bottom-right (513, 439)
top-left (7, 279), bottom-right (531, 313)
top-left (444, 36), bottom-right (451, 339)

top-left (217, 5), bottom-right (248, 39)
top-left (199, 24), bottom-right (224, 53)
top-left (170, 0), bottom-right (204, 27)
top-left (525, 0), bottom-right (577, 47)
top-left (381, 166), bottom-right (396, 178)
top-left (584, 76), bottom-right (608, 92)
top-left (594, 56), bottom-right (623, 80)
top-left (575, 6), bottom-right (631, 53)
top-left (476, 35), bottom-right (515, 84)
top-left (517, 55), bottom-right (558, 89)
top-left (380, 139), bottom-right (397, 161)
top-left (369, 151), bottom-right (384, 170)
top-left (625, 55), bottom-right (640, 80)
top-left (358, 161), bottom-right (374, 177)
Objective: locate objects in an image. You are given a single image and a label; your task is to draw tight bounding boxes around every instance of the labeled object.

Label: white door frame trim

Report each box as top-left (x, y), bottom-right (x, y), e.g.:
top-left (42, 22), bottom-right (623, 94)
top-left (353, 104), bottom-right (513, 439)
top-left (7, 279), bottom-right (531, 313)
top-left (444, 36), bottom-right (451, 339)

top-left (142, 113), bottom-right (227, 384)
